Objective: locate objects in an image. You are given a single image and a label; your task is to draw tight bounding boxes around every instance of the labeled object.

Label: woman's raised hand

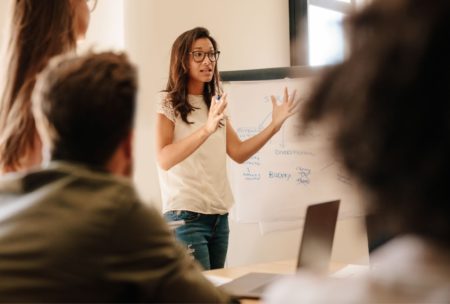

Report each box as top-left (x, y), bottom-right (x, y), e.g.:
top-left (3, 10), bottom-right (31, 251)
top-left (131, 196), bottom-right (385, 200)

top-left (270, 87), bottom-right (298, 132)
top-left (204, 93), bottom-right (228, 135)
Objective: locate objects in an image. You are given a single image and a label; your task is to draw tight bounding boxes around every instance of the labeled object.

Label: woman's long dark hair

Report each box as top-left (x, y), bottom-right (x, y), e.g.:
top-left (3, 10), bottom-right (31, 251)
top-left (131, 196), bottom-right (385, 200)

top-left (164, 27), bottom-right (221, 124)
top-left (0, 0), bottom-right (77, 172)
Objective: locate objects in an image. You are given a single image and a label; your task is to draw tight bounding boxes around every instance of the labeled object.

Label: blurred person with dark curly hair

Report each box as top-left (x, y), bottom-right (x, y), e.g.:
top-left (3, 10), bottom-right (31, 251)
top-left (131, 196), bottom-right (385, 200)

top-left (265, 0), bottom-right (450, 303)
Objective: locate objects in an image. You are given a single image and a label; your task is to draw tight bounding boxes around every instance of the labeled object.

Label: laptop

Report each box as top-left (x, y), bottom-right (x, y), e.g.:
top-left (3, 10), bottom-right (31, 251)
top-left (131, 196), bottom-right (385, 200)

top-left (219, 200), bottom-right (340, 299)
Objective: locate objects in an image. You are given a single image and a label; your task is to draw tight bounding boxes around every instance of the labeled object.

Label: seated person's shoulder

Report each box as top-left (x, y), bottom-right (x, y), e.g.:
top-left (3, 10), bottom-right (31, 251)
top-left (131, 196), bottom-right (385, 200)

top-left (16, 162), bottom-right (145, 217)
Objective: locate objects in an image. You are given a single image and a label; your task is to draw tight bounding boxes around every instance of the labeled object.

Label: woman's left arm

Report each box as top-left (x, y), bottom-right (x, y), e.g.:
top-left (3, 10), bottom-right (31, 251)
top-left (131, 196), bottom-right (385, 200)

top-left (226, 87), bottom-right (298, 163)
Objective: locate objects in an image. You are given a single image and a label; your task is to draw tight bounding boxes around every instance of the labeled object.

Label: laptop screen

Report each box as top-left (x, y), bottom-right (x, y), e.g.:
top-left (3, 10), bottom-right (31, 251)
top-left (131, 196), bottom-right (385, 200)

top-left (218, 199), bottom-right (341, 299)
top-left (296, 200), bottom-right (340, 274)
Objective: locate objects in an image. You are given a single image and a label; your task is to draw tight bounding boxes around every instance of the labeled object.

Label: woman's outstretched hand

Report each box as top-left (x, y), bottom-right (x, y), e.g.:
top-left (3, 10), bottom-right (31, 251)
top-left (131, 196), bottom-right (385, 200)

top-left (270, 87), bottom-right (298, 132)
top-left (204, 93), bottom-right (228, 135)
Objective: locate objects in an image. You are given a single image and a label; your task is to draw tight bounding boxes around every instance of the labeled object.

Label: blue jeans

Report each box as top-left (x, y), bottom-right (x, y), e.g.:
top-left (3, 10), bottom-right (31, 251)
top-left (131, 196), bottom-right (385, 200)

top-left (164, 211), bottom-right (229, 270)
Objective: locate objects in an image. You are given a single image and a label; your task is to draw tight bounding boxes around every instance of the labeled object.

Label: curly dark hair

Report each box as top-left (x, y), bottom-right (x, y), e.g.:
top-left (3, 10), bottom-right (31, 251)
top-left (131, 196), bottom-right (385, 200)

top-left (302, 0), bottom-right (450, 248)
top-left (164, 27), bottom-right (221, 124)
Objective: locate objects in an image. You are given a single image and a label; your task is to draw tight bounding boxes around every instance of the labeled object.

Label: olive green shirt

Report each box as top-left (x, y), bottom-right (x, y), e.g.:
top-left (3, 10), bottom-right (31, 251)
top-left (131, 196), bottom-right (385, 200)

top-left (0, 161), bottom-right (229, 303)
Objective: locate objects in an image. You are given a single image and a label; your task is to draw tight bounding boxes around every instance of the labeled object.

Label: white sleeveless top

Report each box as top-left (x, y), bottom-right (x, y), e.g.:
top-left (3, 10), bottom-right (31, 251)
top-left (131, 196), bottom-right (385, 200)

top-left (156, 93), bottom-right (234, 214)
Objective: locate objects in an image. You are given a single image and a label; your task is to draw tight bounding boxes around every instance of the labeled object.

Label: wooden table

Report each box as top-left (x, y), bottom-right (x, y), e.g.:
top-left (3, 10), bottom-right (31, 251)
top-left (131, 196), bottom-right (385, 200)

top-left (204, 260), bottom-right (346, 303)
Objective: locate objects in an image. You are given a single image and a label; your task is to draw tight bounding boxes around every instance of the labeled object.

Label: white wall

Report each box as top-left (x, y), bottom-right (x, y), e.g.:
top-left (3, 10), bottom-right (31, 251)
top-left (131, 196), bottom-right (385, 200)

top-left (82, 0), bottom-right (125, 51)
top-left (0, 0), bottom-right (11, 53)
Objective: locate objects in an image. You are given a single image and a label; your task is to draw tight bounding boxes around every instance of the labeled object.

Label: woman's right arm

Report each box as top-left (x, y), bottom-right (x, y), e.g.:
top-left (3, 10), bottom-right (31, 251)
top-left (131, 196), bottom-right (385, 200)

top-left (155, 97), bottom-right (228, 171)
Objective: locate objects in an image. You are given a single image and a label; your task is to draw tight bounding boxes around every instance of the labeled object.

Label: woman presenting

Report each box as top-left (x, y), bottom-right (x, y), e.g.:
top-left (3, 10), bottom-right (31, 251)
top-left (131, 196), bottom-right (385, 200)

top-left (156, 27), bottom-right (297, 270)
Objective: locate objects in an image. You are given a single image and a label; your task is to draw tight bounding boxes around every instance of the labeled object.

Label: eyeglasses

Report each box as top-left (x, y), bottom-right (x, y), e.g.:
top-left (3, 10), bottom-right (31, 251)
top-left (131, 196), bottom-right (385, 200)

top-left (189, 51), bottom-right (221, 63)
top-left (86, 0), bottom-right (98, 12)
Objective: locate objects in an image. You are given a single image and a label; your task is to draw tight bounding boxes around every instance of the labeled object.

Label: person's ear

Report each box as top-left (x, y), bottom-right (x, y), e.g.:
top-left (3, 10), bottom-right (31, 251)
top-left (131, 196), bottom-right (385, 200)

top-left (121, 130), bottom-right (134, 177)
top-left (105, 129), bottom-right (134, 177)
top-left (124, 130), bottom-right (133, 160)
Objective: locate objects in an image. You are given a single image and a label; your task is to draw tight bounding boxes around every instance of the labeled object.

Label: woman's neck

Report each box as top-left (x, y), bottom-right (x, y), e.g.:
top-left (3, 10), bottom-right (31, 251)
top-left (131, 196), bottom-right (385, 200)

top-left (187, 80), bottom-right (204, 95)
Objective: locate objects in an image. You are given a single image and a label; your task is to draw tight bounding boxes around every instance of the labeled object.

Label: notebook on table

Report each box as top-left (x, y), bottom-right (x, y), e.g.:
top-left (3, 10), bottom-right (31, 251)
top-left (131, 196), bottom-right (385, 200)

top-left (219, 199), bottom-right (340, 299)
